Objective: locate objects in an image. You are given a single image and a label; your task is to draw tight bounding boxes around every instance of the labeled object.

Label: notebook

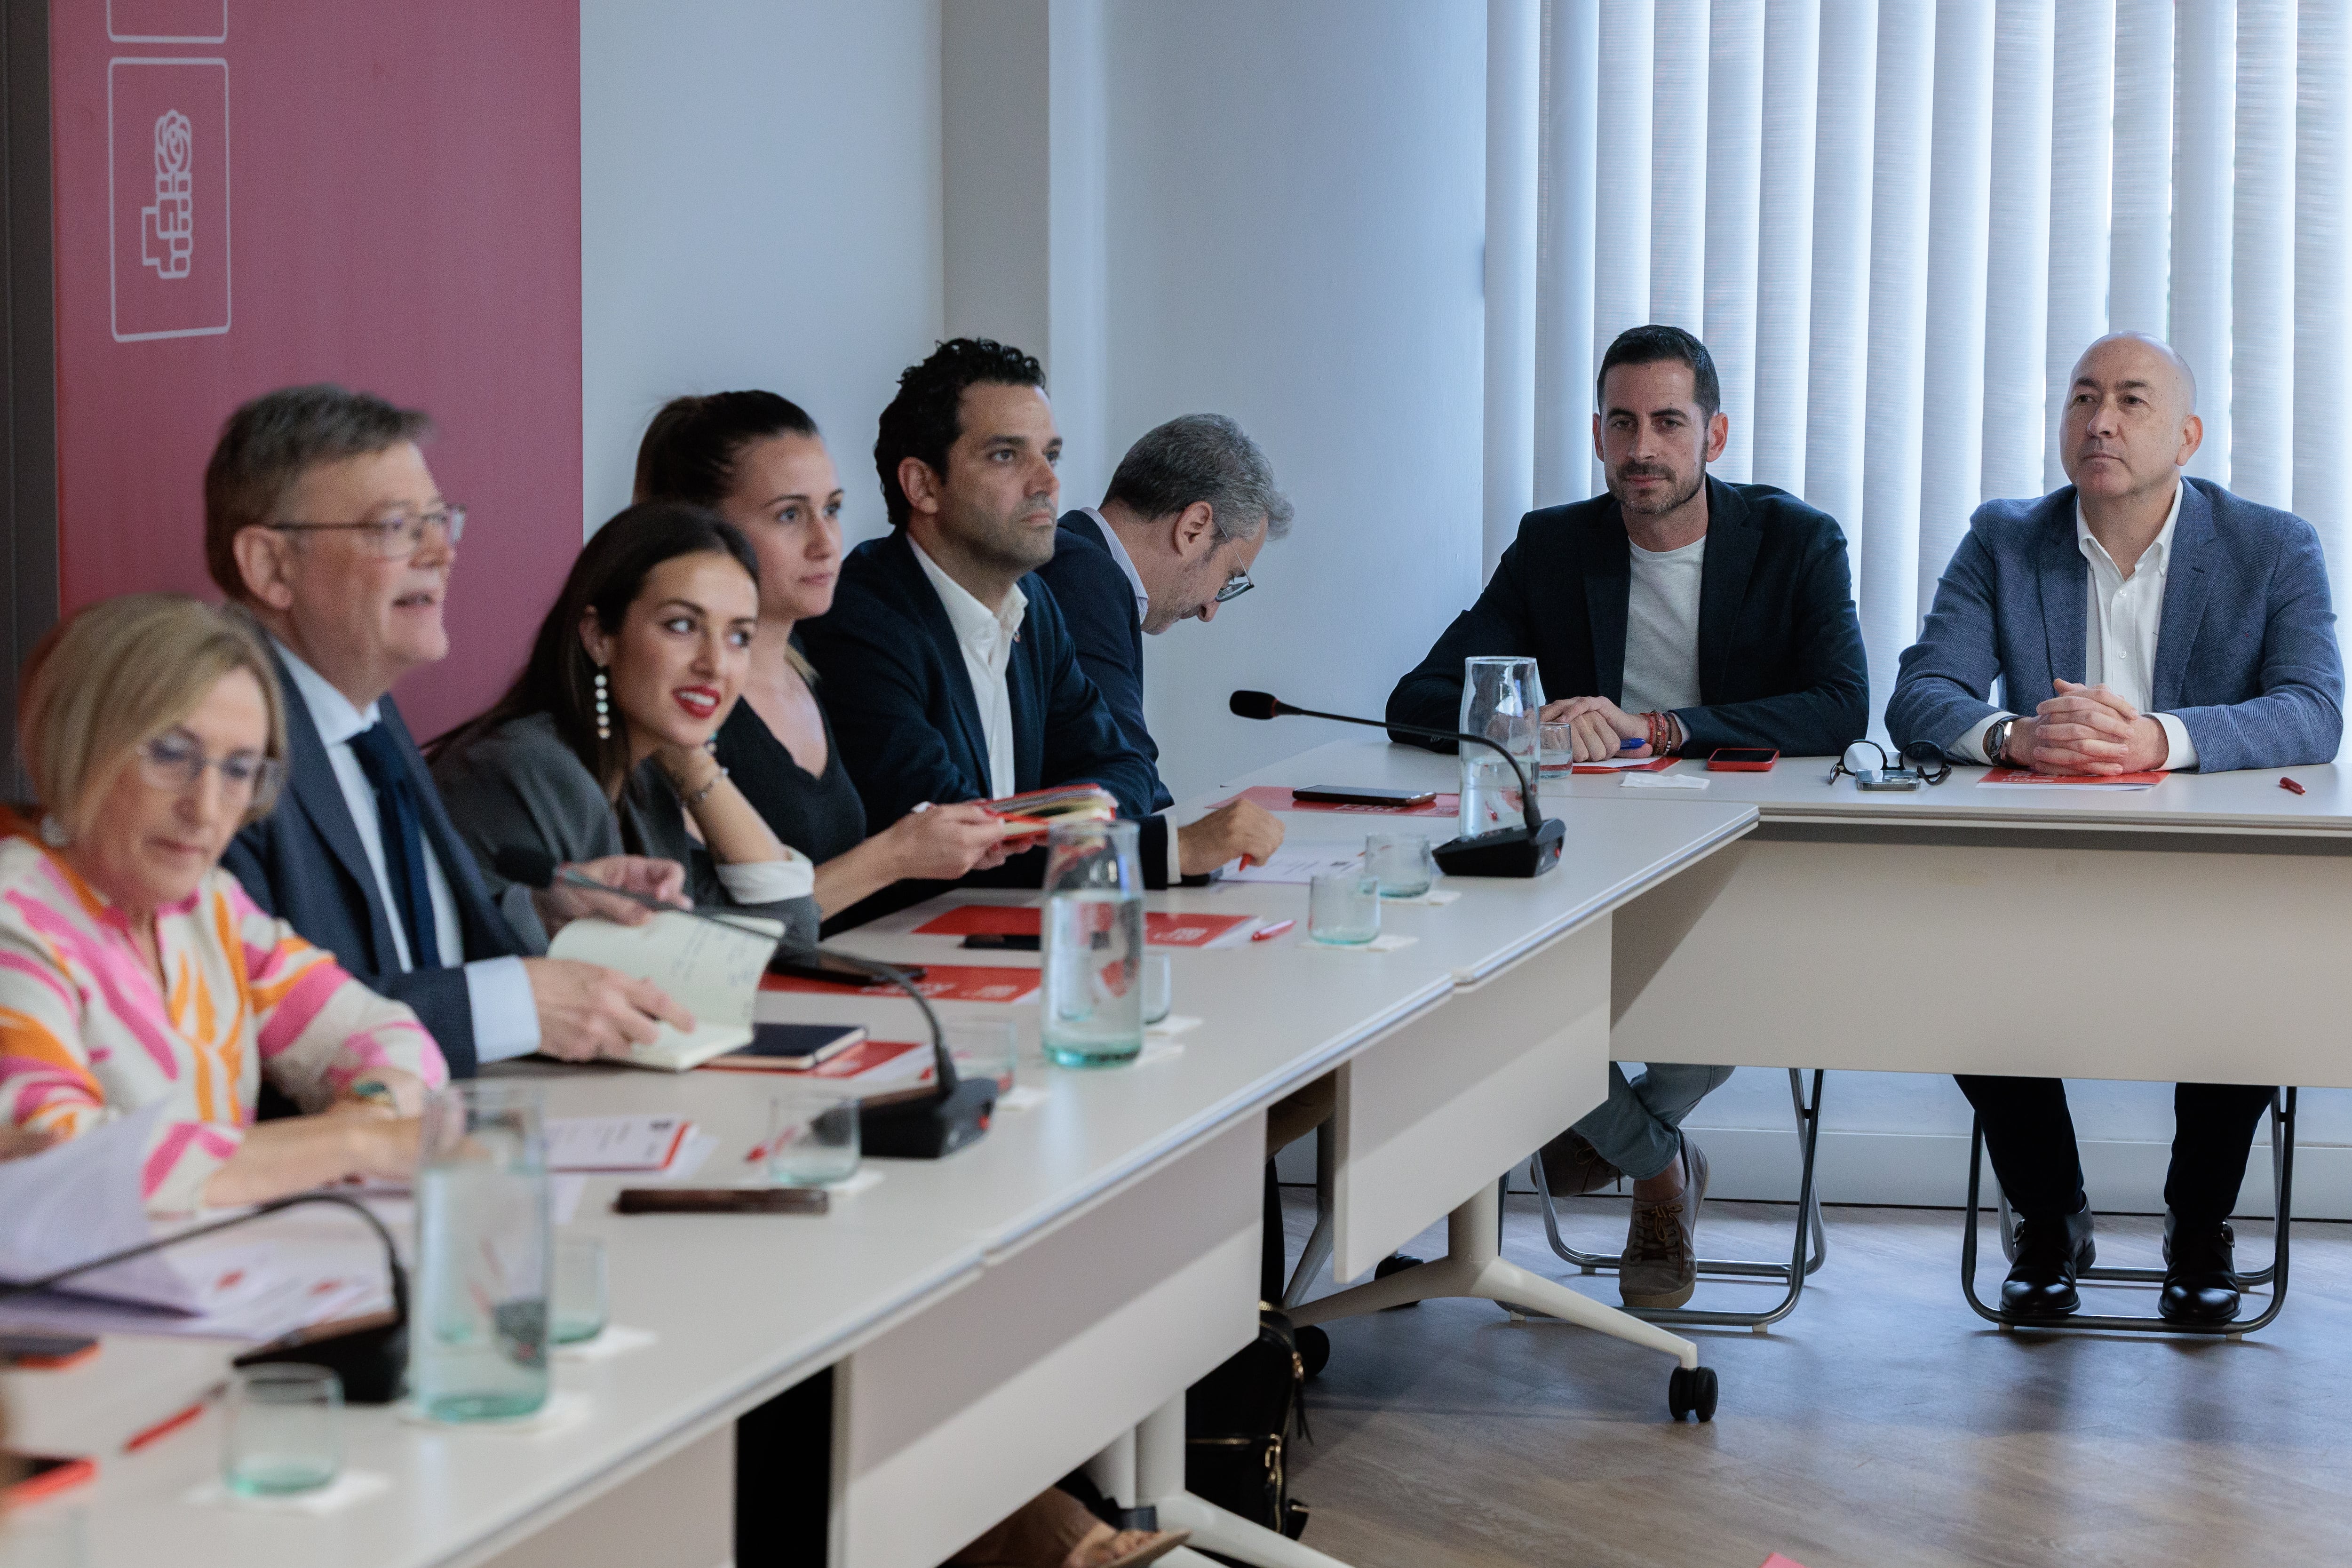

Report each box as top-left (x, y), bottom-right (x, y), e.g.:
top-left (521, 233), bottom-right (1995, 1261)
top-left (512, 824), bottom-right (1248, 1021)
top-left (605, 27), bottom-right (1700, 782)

top-left (545, 910), bottom-right (785, 1070)
top-left (699, 1022), bottom-right (869, 1073)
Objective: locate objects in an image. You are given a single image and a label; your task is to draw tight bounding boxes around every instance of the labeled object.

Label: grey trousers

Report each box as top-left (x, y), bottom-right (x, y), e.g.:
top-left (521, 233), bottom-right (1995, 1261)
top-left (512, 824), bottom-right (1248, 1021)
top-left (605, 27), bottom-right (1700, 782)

top-left (1571, 1062), bottom-right (1736, 1181)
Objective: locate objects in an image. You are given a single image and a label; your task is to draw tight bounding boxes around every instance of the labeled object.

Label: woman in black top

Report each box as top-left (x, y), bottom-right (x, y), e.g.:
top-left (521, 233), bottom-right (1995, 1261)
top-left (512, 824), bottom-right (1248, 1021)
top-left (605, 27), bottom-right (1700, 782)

top-left (634, 393), bottom-right (1013, 925)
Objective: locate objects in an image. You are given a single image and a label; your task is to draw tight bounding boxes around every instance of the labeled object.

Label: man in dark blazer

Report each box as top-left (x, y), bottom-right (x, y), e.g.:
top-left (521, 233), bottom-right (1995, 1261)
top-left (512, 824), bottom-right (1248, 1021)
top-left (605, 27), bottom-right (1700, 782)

top-left (1890, 333), bottom-right (2343, 1326)
top-left (1035, 414), bottom-right (1288, 883)
top-left (1388, 326), bottom-right (1868, 1311)
top-left (799, 340), bottom-right (1159, 918)
top-left (207, 385), bottom-right (693, 1076)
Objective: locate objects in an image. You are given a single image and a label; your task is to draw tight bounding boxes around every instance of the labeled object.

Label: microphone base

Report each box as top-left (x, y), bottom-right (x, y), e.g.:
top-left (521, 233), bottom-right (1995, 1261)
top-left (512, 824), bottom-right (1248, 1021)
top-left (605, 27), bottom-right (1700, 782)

top-left (1434, 818), bottom-right (1565, 878)
top-left (861, 1078), bottom-right (998, 1159)
top-left (235, 1317), bottom-right (407, 1405)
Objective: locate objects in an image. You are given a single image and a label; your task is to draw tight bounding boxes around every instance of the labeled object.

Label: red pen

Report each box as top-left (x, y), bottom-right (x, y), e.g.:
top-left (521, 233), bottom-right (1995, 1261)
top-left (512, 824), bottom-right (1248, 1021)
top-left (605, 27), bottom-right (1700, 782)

top-left (1252, 919), bottom-right (1296, 942)
top-left (2281, 776), bottom-right (2307, 796)
top-left (124, 1382), bottom-right (225, 1454)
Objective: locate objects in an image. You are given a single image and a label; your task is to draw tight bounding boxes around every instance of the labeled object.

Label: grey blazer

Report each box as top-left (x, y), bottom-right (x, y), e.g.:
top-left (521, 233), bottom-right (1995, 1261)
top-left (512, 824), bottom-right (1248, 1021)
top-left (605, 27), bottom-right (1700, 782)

top-left (431, 712), bottom-right (819, 951)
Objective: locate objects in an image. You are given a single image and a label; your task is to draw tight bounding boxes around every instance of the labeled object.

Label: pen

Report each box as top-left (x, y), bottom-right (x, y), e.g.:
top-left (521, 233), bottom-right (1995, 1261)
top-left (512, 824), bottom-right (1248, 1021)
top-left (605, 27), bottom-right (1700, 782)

top-left (2280, 776), bottom-right (2307, 796)
top-left (1620, 736), bottom-right (1642, 751)
top-left (125, 1381), bottom-right (226, 1454)
top-left (1252, 919), bottom-right (1296, 942)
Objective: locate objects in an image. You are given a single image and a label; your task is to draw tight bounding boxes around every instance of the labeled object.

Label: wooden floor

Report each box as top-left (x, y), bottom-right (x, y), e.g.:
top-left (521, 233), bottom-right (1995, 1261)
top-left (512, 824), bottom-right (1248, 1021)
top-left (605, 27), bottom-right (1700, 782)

top-left (1281, 1191), bottom-right (2352, 1568)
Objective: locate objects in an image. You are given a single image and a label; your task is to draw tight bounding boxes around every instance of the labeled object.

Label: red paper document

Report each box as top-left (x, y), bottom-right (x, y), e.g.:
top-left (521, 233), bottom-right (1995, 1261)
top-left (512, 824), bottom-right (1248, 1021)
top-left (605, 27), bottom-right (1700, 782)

top-left (761, 964), bottom-right (1042, 1004)
top-left (913, 906), bottom-right (1255, 948)
top-left (807, 1037), bottom-right (929, 1080)
top-left (1225, 785), bottom-right (1458, 818)
top-left (1978, 767), bottom-right (2166, 788)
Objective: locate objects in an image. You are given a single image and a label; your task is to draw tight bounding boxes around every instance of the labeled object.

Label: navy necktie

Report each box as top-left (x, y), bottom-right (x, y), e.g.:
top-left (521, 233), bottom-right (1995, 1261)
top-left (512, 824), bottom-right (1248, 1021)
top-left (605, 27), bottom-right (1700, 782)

top-left (347, 723), bottom-right (441, 971)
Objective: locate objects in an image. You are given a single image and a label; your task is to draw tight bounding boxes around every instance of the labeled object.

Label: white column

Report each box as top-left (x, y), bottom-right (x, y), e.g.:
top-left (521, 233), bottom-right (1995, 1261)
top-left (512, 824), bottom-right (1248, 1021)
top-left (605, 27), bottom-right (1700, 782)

top-left (1859, 2), bottom-right (1935, 730)
top-left (1750, 0), bottom-right (1820, 494)
top-left (1484, 0), bottom-right (1542, 573)
top-left (1535, 0), bottom-right (1600, 506)
top-left (2108, 0), bottom-right (2174, 338)
top-left (1648, 0), bottom-right (1708, 334)
top-left (1701, 0), bottom-right (1764, 483)
top-left (1915, 1), bottom-right (1996, 619)
top-left (2044, 0), bottom-right (2116, 490)
top-left (2171, 0), bottom-right (2235, 485)
top-left (2296, 0), bottom-right (2352, 615)
top-left (1980, 0), bottom-right (2054, 505)
top-left (2231, 0), bottom-right (2295, 509)
top-left (1804, 0), bottom-right (1878, 553)
top-left (1592, 0), bottom-right (1654, 493)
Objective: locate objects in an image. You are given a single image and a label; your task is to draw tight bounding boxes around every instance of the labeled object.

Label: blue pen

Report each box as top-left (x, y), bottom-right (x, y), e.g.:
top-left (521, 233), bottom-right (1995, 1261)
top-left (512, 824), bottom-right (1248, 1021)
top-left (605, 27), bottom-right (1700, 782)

top-left (1620, 736), bottom-right (1643, 751)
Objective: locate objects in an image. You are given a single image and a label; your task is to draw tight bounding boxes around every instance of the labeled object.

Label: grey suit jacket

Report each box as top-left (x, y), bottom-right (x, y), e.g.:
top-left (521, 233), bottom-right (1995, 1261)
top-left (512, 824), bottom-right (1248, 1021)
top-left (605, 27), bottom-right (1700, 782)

top-left (1888, 478), bottom-right (2344, 773)
top-left (430, 712), bottom-right (819, 950)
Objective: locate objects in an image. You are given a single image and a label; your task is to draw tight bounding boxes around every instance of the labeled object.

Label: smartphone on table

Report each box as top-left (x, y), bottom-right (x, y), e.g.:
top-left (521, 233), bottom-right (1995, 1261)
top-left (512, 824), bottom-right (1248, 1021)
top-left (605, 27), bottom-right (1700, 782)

top-left (1290, 785), bottom-right (1438, 808)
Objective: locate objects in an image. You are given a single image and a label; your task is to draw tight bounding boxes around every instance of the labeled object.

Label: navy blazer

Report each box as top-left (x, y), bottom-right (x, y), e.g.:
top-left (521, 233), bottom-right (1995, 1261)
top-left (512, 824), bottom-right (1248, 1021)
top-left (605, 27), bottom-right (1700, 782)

top-left (1888, 479), bottom-right (2345, 772)
top-left (1387, 478), bottom-right (1869, 756)
top-left (222, 649), bottom-right (529, 1079)
top-left (799, 530), bottom-right (1160, 911)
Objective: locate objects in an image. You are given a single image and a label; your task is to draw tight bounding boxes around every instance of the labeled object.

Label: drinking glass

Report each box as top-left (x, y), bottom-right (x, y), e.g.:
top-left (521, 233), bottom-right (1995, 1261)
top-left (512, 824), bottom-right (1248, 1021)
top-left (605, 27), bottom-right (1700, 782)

top-left (413, 1081), bottom-right (551, 1423)
top-left (550, 1237), bottom-right (609, 1345)
top-left (1141, 953), bottom-right (1174, 1025)
top-left (1365, 831), bottom-right (1436, 898)
top-left (767, 1085), bottom-right (861, 1186)
top-left (1040, 819), bottom-right (1146, 1067)
top-left (222, 1364), bottom-right (342, 1497)
top-left (1309, 871), bottom-right (1382, 944)
top-left (1539, 720), bottom-right (1577, 776)
top-left (945, 1017), bottom-right (1020, 1091)
top-left (1459, 656), bottom-right (1542, 838)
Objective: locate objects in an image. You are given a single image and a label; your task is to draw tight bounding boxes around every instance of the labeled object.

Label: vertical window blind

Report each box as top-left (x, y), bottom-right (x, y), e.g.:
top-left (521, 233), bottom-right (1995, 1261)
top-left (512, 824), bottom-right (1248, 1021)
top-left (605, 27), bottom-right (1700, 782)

top-left (1508, 0), bottom-right (2352, 735)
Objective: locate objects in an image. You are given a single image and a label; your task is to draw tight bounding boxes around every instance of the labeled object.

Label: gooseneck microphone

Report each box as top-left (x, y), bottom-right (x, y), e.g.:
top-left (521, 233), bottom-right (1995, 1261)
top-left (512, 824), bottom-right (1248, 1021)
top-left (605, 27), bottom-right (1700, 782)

top-left (493, 849), bottom-right (993, 1158)
top-left (0, 1193), bottom-right (409, 1402)
top-left (1228, 690), bottom-right (1565, 877)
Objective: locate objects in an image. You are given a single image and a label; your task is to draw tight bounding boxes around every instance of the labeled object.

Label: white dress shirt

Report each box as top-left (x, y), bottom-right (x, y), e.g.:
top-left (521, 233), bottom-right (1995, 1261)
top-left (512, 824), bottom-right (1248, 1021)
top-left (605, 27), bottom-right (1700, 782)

top-left (273, 644), bottom-right (541, 1062)
top-left (1952, 484), bottom-right (2197, 770)
top-left (1077, 509), bottom-right (1182, 882)
top-left (909, 538), bottom-right (1025, 800)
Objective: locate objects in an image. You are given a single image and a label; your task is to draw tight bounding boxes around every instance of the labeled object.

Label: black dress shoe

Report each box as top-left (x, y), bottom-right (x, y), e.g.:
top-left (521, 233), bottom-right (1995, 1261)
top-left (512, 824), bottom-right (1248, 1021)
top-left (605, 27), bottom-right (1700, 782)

top-left (2161, 1213), bottom-right (2241, 1324)
top-left (2002, 1207), bottom-right (2096, 1317)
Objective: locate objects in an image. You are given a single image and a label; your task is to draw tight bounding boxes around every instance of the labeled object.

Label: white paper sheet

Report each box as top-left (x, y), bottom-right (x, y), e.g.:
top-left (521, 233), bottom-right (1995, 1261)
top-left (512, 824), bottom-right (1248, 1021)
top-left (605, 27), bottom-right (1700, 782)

top-left (0, 1103), bottom-right (180, 1305)
top-left (547, 911), bottom-right (782, 1069)
top-left (1219, 848), bottom-right (1367, 885)
top-left (545, 1114), bottom-right (694, 1173)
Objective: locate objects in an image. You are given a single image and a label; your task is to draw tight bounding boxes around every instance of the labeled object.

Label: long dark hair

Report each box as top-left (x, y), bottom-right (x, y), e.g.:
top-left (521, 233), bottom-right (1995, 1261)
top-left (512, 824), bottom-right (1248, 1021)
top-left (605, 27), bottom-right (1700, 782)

top-left (433, 501), bottom-right (759, 794)
top-left (634, 391), bottom-right (820, 509)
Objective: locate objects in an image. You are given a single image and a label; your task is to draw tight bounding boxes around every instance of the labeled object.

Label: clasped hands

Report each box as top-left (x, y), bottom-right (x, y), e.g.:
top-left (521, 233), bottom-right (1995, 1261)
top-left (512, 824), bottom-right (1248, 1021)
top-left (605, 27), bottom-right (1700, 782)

top-left (2003, 679), bottom-right (2169, 775)
top-left (1538, 696), bottom-right (1654, 762)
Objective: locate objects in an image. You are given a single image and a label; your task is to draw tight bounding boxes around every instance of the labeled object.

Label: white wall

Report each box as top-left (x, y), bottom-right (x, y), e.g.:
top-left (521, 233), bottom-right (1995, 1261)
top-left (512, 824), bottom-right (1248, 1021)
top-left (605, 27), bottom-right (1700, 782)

top-left (1101, 1), bottom-right (1490, 800)
top-left (579, 0), bottom-right (945, 542)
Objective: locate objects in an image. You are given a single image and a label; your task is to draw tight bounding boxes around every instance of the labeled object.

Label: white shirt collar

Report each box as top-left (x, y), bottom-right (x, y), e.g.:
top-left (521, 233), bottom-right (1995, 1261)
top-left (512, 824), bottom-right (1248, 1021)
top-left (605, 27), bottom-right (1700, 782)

top-left (2074, 481), bottom-right (2184, 580)
top-left (1079, 507), bottom-right (1152, 627)
top-left (909, 535), bottom-right (1026, 651)
top-left (271, 637), bottom-right (381, 745)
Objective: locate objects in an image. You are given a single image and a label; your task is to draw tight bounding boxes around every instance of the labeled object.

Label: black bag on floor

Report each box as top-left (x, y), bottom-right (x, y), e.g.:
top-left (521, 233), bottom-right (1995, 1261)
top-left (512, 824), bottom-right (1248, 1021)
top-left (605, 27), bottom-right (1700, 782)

top-left (1185, 1305), bottom-right (1311, 1542)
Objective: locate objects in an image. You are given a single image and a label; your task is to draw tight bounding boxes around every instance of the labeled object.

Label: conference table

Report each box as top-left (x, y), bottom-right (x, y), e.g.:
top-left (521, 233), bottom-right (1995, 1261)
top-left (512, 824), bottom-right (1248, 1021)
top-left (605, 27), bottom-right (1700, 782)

top-left (0, 753), bottom-right (1757, 1568)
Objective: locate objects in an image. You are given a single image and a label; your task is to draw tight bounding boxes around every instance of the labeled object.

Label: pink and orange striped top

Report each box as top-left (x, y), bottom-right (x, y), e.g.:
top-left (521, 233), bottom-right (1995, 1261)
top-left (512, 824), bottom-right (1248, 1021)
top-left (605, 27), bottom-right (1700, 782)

top-left (0, 831), bottom-right (446, 1215)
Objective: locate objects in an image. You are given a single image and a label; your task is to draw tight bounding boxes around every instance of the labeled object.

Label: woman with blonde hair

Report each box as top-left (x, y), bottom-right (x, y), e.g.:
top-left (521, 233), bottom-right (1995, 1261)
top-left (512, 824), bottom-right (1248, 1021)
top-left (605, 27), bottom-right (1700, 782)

top-left (0, 595), bottom-right (444, 1215)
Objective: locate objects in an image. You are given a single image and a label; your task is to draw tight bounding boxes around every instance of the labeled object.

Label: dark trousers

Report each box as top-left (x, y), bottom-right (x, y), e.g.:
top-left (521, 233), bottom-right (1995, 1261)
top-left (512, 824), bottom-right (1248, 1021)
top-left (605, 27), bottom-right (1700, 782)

top-left (1956, 1075), bottom-right (2275, 1224)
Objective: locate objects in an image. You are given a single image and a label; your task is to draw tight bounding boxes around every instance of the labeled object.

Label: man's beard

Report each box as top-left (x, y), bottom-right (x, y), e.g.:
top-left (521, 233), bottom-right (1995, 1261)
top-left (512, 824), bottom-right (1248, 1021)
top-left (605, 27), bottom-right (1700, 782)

top-left (1609, 462), bottom-right (1705, 518)
top-left (959, 498), bottom-right (1059, 576)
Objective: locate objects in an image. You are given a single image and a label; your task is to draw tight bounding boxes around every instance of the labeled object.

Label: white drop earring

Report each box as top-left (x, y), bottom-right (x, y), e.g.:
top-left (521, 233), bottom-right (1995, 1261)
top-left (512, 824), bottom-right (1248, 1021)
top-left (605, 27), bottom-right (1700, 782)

top-left (594, 667), bottom-right (612, 741)
top-left (37, 814), bottom-right (69, 849)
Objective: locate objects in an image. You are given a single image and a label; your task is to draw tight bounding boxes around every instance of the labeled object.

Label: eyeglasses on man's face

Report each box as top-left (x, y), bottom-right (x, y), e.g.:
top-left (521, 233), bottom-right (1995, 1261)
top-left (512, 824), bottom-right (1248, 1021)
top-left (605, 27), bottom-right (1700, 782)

top-left (268, 504), bottom-right (467, 560)
top-left (136, 731), bottom-right (282, 803)
top-left (1213, 567), bottom-right (1255, 605)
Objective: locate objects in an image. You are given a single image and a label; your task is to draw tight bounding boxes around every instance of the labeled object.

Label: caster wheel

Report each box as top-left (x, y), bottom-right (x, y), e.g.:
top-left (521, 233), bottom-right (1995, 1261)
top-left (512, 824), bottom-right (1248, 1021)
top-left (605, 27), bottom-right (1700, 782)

top-left (1375, 1252), bottom-right (1424, 1309)
top-left (1666, 1364), bottom-right (1718, 1422)
top-left (1295, 1324), bottom-right (1331, 1380)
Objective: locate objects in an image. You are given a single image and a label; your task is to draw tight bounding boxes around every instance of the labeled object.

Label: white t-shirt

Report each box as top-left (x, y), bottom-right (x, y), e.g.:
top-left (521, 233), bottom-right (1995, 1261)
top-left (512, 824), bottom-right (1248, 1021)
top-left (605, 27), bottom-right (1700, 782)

top-left (1620, 536), bottom-right (1706, 715)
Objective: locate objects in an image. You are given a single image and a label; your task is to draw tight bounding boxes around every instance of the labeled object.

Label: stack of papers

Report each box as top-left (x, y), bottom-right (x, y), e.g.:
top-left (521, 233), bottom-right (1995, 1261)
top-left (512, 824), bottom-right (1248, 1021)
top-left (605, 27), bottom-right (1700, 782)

top-left (1977, 767), bottom-right (2165, 792)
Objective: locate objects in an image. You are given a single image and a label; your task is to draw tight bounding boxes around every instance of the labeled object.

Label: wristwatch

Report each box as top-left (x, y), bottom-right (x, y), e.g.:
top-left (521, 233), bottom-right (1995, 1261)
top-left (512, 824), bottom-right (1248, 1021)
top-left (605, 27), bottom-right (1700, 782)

top-left (1983, 716), bottom-right (2015, 765)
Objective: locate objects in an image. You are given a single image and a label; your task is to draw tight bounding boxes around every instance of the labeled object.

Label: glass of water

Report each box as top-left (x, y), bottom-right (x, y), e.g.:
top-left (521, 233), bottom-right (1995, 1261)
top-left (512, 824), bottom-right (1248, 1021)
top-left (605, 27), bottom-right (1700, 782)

top-left (1041, 818), bottom-right (1146, 1067)
top-left (1459, 656), bottom-right (1542, 837)
top-left (946, 1018), bottom-right (1020, 1091)
top-left (1539, 720), bottom-right (1577, 776)
top-left (768, 1085), bottom-right (861, 1186)
top-left (1141, 953), bottom-right (1174, 1025)
top-left (413, 1081), bottom-right (550, 1423)
top-left (222, 1364), bottom-right (342, 1497)
top-left (551, 1237), bottom-right (609, 1345)
top-left (1365, 831), bottom-right (1436, 898)
top-left (1309, 870), bottom-right (1382, 944)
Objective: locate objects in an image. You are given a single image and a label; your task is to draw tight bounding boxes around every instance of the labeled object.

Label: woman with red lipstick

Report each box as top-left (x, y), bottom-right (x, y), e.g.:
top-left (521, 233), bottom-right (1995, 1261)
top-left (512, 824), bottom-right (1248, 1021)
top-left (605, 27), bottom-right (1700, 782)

top-left (428, 502), bottom-right (821, 950)
top-left (634, 393), bottom-right (1015, 931)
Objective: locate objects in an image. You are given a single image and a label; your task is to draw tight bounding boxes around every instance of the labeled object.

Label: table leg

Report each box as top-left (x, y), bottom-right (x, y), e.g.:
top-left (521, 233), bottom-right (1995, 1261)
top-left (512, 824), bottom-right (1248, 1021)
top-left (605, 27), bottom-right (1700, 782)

top-left (1134, 1396), bottom-right (1357, 1568)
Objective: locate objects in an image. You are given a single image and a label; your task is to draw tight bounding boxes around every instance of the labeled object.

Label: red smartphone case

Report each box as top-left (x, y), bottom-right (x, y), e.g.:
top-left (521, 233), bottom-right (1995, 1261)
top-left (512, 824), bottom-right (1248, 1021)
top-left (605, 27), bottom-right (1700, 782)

top-left (1708, 748), bottom-right (1780, 772)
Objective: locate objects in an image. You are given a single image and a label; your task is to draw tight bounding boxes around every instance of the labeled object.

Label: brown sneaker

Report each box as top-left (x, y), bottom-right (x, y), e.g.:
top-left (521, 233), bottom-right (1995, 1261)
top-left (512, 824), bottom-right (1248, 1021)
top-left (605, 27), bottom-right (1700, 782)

top-left (1620, 1139), bottom-right (1708, 1310)
top-left (1537, 1128), bottom-right (1623, 1196)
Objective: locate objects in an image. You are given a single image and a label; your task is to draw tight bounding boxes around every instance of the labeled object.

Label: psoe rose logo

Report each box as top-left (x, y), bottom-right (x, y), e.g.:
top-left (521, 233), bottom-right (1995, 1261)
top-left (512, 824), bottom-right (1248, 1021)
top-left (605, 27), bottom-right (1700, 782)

top-left (142, 109), bottom-right (193, 281)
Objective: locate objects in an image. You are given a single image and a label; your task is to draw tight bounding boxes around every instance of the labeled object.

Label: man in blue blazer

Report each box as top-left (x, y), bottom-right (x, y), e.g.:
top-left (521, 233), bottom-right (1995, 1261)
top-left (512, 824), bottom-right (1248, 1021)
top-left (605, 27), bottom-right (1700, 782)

top-left (1390, 326), bottom-right (1870, 1312)
top-left (209, 385), bottom-right (694, 1078)
top-left (1890, 332), bottom-right (2344, 1325)
top-left (799, 341), bottom-right (1158, 922)
top-left (1035, 414), bottom-right (1288, 883)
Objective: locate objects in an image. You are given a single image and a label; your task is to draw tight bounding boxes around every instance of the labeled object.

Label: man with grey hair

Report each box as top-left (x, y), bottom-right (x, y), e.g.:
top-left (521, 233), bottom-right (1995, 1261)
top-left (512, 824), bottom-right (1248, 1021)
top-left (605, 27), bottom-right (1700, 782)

top-left (1037, 412), bottom-right (1289, 880)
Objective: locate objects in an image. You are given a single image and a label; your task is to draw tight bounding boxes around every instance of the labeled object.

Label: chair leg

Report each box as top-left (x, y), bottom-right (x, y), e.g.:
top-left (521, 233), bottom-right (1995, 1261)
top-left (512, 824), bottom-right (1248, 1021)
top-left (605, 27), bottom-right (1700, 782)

top-left (1280, 1119), bottom-right (1336, 1310)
